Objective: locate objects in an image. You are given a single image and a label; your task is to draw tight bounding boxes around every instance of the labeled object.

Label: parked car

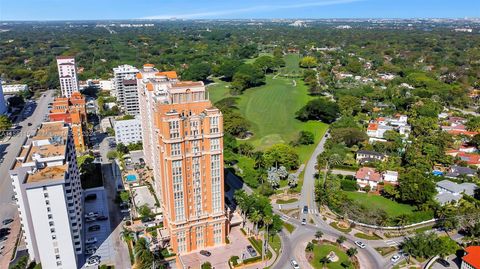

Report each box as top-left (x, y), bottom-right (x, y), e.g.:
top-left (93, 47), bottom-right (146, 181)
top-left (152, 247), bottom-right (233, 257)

top-left (86, 237), bottom-right (97, 244)
top-left (85, 212), bottom-right (99, 218)
top-left (436, 259), bottom-right (451, 267)
top-left (390, 254), bottom-right (400, 263)
top-left (88, 225), bottom-right (100, 232)
top-left (85, 194), bottom-right (97, 201)
top-left (96, 216), bottom-right (108, 221)
top-left (85, 246), bottom-right (97, 255)
top-left (27, 123), bottom-right (32, 126)
top-left (86, 259), bottom-right (100, 267)
top-left (290, 259), bottom-right (300, 269)
top-left (246, 245), bottom-right (257, 257)
top-left (2, 219), bottom-right (13, 226)
top-left (0, 236), bottom-right (8, 242)
top-left (301, 218), bottom-right (306, 225)
top-left (200, 250), bottom-right (211, 257)
top-left (85, 218), bottom-right (97, 223)
top-left (354, 241), bottom-right (366, 249)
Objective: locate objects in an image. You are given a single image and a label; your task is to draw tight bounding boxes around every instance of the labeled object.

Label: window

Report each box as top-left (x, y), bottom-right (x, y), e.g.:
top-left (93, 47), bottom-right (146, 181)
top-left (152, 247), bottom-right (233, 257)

top-left (52, 235), bottom-right (57, 240)
top-left (177, 232), bottom-right (186, 253)
top-left (169, 120), bottom-right (180, 139)
top-left (172, 161), bottom-right (185, 221)
top-left (196, 227), bottom-right (204, 248)
top-left (50, 228), bottom-right (55, 233)
top-left (49, 221), bottom-right (54, 227)
top-left (210, 138), bottom-right (220, 151)
top-left (56, 261), bottom-right (62, 266)
top-left (48, 214), bottom-right (53, 219)
top-left (44, 193), bottom-right (49, 198)
top-left (213, 223), bottom-right (222, 244)
top-left (211, 155), bottom-right (222, 213)
top-left (171, 143), bottom-right (181, 156)
top-left (209, 116), bottom-right (219, 134)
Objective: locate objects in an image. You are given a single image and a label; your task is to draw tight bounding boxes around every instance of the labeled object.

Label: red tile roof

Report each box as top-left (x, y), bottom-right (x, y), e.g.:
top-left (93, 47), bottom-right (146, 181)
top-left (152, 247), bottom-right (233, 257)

top-left (356, 167), bottom-right (382, 182)
top-left (463, 246), bottom-right (480, 269)
top-left (367, 123), bottom-right (378, 131)
top-left (136, 73), bottom-right (143, 79)
top-left (146, 83), bottom-right (154, 91)
top-left (458, 152), bottom-right (480, 165)
top-left (155, 71), bottom-right (178, 79)
top-left (448, 130), bottom-right (479, 137)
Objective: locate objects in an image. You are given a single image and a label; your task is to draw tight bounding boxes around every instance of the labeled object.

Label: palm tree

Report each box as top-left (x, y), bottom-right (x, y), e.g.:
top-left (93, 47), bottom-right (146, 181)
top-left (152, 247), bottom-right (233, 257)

top-left (120, 228), bottom-right (133, 243)
top-left (250, 210), bottom-right (262, 236)
top-left (395, 214), bottom-right (410, 228)
top-left (315, 230), bottom-right (324, 241)
top-left (319, 256), bottom-right (330, 269)
top-left (134, 238), bottom-right (153, 269)
top-left (264, 215), bottom-right (273, 247)
top-left (346, 247), bottom-right (358, 257)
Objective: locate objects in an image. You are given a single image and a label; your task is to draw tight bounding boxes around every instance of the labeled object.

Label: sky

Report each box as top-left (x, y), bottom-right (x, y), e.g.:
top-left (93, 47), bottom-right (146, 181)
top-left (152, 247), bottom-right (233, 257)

top-left (0, 0), bottom-right (479, 21)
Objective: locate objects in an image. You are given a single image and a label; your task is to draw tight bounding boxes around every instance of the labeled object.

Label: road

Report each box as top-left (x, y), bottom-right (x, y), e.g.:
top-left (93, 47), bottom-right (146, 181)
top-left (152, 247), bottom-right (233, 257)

top-left (0, 90), bottom-right (54, 266)
top-left (266, 128), bottom-right (388, 269)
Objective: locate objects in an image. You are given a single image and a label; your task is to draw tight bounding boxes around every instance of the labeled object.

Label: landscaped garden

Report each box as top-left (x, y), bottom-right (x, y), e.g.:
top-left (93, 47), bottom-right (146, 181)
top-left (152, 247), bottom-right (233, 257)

top-left (307, 241), bottom-right (358, 269)
top-left (344, 191), bottom-right (417, 218)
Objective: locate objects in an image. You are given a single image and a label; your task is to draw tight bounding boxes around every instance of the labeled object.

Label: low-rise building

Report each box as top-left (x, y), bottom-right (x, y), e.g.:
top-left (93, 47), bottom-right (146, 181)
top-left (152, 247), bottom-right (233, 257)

top-left (1, 83), bottom-right (29, 94)
top-left (435, 179), bottom-right (477, 205)
top-left (114, 116), bottom-right (142, 145)
top-left (356, 150), bottom-right (386, 164)
top-left (462, 246), bottom-right (480, 269)
top-left (445, 165), bottom-right (477, 179)
top-left (356, 167), bottom-right (382, 189)
top-left (383, 170), bottom-right (399, 184)
top-left (48, 92), bottom-right (88, 152)
top-left (100, 117), bottom-right (113, 133)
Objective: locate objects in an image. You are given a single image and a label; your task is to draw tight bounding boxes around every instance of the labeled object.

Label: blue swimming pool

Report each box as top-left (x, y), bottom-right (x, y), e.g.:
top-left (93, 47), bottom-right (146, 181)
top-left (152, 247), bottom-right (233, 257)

top-left (125, 174), bottom-right (137, 182)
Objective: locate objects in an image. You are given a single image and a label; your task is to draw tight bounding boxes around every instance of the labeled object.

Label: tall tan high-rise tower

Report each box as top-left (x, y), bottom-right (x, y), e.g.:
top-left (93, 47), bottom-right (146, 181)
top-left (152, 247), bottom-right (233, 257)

top-left (137, 64), bottom-right (228, 254)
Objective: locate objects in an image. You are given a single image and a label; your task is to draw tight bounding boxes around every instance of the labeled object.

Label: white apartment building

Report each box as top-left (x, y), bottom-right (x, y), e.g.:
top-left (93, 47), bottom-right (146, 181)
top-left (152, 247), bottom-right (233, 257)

top-left (113, 65), bottom-right (139, 115)
top-left (113, 116), bottom-right (142, 145)
top-left (1, 83), bottom-right (29, 94)
top-left (10, 122), bottom-right (83, 269)
top-left (0, 79), bottom-right (8, 114)
top-left (56, 56), bottom-right (79, 98)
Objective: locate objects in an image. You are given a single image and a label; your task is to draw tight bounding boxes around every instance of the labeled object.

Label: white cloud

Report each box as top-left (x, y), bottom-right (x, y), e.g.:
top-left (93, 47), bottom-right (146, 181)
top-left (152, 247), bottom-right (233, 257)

top-left (142, 0), bottom-right (363, 19)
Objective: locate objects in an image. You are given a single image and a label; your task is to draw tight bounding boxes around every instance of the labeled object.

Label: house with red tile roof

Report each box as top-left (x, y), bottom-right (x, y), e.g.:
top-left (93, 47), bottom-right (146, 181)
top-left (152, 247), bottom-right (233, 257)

top-left (462, 246), bottom-right (480, 269)
top-left (356, 167), bottom-right (382, 190)
top-left (447, 151), bottom-right (480, 167)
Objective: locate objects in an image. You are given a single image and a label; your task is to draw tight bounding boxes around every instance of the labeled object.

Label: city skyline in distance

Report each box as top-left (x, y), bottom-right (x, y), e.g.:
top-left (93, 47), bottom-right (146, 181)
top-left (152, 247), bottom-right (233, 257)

top-left (0, 0), bottom-right (479, 21)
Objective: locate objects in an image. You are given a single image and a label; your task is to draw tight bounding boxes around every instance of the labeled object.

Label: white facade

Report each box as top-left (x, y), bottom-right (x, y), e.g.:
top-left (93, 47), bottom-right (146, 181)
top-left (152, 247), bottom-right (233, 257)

top-left (10, 122), bottom-right (83, 269)
top-left (114, 116), bottom-right (142, 145)
top-left (56, 57), bottom-right (79, 98)
top-left (0, 79), bottom-right (8, 114)
top-left (113, 65), bottom-right (139, 115)
top-left (2, 83), bottom-right (29, 94)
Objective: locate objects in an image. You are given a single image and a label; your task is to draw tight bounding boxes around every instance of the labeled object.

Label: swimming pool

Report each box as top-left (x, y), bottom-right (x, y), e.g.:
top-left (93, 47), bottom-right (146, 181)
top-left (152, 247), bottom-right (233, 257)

top-left (125, 174), bottom-right (138, 182)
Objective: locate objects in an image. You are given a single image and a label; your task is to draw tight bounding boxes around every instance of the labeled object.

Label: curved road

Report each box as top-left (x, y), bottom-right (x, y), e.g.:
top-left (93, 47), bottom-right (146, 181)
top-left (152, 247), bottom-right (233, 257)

top-left (272, 130), bottom-right (388, 269)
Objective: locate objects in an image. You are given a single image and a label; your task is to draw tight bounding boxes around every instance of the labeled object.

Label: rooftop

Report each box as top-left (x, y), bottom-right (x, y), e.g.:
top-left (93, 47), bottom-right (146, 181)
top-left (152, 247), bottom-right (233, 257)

top-left (26, 164), bottom-right (67, 184)
top-left (463, 246), bottom-right (480, 269)
top-left (436, 179), bottom-right (477, 195)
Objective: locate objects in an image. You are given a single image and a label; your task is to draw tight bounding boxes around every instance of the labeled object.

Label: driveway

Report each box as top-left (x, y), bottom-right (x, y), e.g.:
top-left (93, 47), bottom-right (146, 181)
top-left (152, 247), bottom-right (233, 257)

top-left (180, 227), bottom-right (253, 269)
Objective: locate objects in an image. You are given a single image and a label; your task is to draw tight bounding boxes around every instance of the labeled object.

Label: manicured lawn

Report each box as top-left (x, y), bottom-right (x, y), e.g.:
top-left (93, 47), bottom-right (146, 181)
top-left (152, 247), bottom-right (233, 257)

top-left (375, 246), bottom-right (397, 256)
top-left (310, 243), bottom-right (352, 269)
top-left (276, 198), bottom-right (299, 204)
top-left (354, 232), bottom-right (382, 240)
top-left (282, 53), bottom-right (302, 74)
top-left (206, 79), bottom-right (231, 103)
top-left (329, 222), bottom-right (352, 233)
top-left (269, 234), bottom-right (282, 255)
top-left (236, 76), bottom-right (328, 161)
top-left (283, 222), bottom-right (296, 233)
top-left (344, 191), bottom-right (416, 218)
top-left (207, 54), bottom-right (328, 164)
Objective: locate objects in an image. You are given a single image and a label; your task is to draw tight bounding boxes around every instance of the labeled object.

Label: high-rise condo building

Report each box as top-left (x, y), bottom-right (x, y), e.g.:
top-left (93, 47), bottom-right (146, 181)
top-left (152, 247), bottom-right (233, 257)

top-left (113, 64), bottom-right (140, 115)
top-left (10, 122), bottom-right (83, 269)
top-left (56, 56), bottom-right (79, 98)
top-left (137, 64), bottom-right (228, 254)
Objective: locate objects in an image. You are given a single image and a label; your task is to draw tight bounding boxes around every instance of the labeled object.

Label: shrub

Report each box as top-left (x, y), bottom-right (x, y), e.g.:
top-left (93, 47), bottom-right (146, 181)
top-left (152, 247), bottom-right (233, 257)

top-left (340, 179), bottom-right (358, 191)
top-left (201, 262), bottom-right (212, 269)
top-left (229, 256), bottom-right (240, 266)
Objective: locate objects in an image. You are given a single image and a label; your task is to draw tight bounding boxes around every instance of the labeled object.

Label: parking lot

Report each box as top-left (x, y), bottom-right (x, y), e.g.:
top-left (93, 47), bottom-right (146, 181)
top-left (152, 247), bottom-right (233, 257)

top-left (81, 187), bottom-right (115, 268)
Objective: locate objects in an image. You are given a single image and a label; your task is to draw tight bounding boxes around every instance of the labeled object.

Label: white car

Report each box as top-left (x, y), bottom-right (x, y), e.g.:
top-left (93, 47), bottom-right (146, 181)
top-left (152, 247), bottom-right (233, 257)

top-left (85, 212), bottom-right (99, 218)
top-left (390, 254), bottom-right (400, 263)
top-left (85, 237), bottom-right (97, 244)
top-left (86, 259), bottom-right (100, 267)
top-left (354, 241), bottom-right (366, 249)
top-left (290, 259), bottom-right (300, 269)
top-left (301, 218), bottom-right (306, 225)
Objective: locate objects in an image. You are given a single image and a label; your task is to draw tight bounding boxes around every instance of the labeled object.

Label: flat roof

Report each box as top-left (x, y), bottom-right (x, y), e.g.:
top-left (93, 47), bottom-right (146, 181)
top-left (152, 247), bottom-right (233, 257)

top-left (26, 164), bottom-right (67, 184)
